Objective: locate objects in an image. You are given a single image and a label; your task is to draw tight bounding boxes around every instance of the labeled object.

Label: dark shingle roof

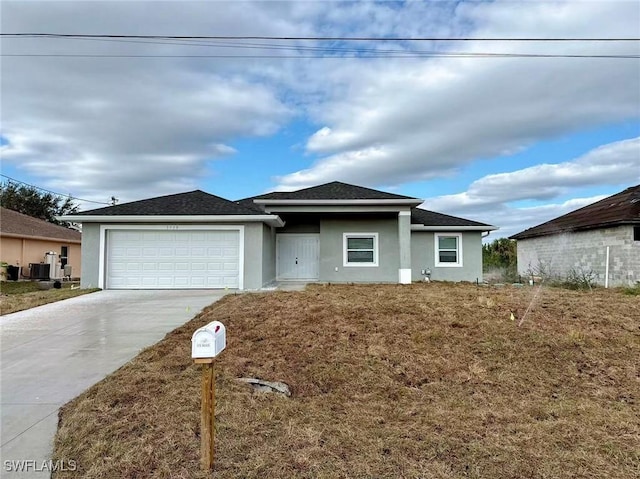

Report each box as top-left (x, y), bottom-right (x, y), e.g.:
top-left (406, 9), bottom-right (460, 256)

top-left (242, 181), bottom-right (420, 202)
top-left (0, 207), bottom-right (81, 242)
top-left (75, 190), bottom-right (264, 216)
top-left (411, 208), bottom-right (494, 228)
top-left (510, 184), bottom-right (640, 240)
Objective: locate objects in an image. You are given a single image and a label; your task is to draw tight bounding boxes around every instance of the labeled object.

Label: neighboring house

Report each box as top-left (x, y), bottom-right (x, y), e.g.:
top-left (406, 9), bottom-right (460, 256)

top-left (510, 184), bottom-right (640, 287)
top-left (61, 182), bottom-right (496, 290)
top-left (0, 207), bottom-right (82, 278)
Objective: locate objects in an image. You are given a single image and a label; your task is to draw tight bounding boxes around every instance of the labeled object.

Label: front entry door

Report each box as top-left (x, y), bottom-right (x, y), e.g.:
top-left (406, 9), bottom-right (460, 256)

top-left (276, 234), bottom-right (319, 280)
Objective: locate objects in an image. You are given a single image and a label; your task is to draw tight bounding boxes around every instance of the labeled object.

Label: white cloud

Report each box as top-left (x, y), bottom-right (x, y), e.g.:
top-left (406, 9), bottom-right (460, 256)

top-left (1, 1), bottom-right (298, 202)
top-left (419, 137), bottom-right (639, 239)
top-left (480, 195), bottom-right (610, 241)
top-left (1, 0), bottom-right (638, 208)
top-left (275, 0), bottom-right (640, 190)
top-left (424, 137), bottom-right (640, 211)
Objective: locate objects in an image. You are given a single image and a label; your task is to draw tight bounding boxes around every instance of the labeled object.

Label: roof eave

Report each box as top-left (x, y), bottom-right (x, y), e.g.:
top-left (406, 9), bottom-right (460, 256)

top-left (57, 214), bottom-right (285, 227)
top-left (0, 231), bottom-right (82, 243)
top-left (254, 198), bottom-right (423, 206)
top-left (411, 225), bottom-right (498, 232)
top-left (511, 219), bottom-right (640, 240)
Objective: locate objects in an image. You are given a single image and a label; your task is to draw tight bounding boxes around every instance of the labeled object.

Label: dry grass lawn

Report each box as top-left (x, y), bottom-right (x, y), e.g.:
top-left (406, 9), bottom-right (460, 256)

top-left (0, 281), bottom-right (99, 315)
top-left (53, 283), bottom-right (639, 478)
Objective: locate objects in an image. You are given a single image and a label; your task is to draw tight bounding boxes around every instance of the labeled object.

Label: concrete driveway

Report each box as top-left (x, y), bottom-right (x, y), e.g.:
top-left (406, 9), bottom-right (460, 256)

top-left (1, 289), bottom-right (227, 478)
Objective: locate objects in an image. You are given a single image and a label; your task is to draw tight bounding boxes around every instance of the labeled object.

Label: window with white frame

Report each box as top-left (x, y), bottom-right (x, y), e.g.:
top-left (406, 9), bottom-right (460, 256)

top-left (435, 233), bottom-right (462, 267)
top-left (343, 233), bottom-right (378, 266)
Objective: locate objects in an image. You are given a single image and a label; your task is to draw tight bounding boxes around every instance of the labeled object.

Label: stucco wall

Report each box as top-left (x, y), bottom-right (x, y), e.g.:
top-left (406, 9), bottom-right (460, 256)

top-left (516, 225), bottom-right (639, 287)
top-left (319, 217), bottom-right (399, 283)
top-left (1, 238), bottom-right (23, 268)
top-left (242, 223), bottom-right (265, 290)
top-left (411, 231), bottom-right (483, 282)
top-left (261, 224), bottom-right (276, 286)
top-left (1, 236), bottom-right (82, 278)
top-left (80, 223), bottom-right (101, 288)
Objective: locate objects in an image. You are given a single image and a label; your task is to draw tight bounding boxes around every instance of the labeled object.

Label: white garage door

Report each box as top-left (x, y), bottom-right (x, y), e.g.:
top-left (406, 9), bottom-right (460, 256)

top-left (106, 230), bottom-right (240, 289)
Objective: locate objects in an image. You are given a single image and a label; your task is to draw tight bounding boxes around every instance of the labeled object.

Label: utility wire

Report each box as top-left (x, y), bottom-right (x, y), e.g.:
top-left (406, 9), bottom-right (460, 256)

top-left (2, 33), bottom-right (639, 41)
top-left (4, 53), bottom-right (637, 59)
top-left (3, 34), bottom-right (637, 59)
top-left (0, 174), bottom-right (111, 205)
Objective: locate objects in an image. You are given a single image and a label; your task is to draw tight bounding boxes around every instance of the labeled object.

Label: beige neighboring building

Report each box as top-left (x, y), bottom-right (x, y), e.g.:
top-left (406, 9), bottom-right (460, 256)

top-left (0, 207), bottom-right (82, 278)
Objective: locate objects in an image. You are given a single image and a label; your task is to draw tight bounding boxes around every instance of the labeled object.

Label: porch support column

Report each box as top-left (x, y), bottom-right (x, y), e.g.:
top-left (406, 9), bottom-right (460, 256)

top-left (398, 211), bottom-right (412, 284)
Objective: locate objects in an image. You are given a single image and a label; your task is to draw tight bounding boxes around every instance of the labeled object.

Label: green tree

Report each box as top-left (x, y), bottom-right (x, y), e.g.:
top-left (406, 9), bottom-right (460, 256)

top-left (0, 180), bottom-right (79, 226)
top-left (483, 238), bottom-right (517, 277)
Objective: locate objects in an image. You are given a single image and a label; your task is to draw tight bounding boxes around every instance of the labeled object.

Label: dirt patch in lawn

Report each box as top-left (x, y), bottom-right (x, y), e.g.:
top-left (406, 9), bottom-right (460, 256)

top-left (0, 281), bottom-right (100, 315)
top-left (53, 283), bottom-right (639, 479)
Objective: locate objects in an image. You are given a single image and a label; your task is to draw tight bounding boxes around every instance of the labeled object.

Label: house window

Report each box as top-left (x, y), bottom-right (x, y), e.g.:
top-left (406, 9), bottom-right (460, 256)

top-left (634, 226), bottom-right (640, 242)
top-left (60, 246), bottom-right (69, 267)
top-left (435, 233), bottom-right (463, 267)
top-left (343, 233), bottom-right (378, 267)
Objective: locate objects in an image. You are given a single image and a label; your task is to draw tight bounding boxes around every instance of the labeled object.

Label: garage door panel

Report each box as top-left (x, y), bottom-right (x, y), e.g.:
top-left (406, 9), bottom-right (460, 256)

top-left (107, 229), bottom-right (240, 289)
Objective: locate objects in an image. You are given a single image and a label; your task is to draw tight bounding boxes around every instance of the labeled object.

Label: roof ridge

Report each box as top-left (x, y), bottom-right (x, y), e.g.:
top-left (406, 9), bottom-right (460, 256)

top-left (75, 189), bottom-right (268, 216)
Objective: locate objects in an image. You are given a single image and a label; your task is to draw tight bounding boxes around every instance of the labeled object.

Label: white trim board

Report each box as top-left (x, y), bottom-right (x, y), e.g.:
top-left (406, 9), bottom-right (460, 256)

top-left (60, 214), bottom-right (283, 227)
top-left (412, 225), bottom-right (497, 231)
top-left (399, 268), bottom-right (412, 284)
top-left (255, 199), bottom-right (422, 206)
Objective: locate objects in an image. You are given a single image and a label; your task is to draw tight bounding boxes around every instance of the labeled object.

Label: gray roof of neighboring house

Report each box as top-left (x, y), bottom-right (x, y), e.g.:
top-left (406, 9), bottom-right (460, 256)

top-left (240, 181), bottom-right (419, 203)
top-left (74, 190), bottom-right (263, 216)
top-left (0, 207), bottom-right (82, 242)
top-left (510, 184), bottom-right (640, 240)
top-left (410, 208), bottom-right (494, 228)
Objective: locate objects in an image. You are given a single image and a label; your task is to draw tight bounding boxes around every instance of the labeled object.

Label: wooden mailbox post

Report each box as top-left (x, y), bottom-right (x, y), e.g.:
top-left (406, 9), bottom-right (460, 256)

top-left (191, 321), bottom-right (226, 471)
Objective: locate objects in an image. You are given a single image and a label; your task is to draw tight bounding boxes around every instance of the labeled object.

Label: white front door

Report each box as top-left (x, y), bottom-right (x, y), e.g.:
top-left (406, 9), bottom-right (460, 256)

top-left (276, 234), bottom-right (319, 280)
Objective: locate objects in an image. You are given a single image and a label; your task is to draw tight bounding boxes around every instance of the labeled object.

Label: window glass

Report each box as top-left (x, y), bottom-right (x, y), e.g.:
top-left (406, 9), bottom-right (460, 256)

top-left (348, 237), bottom-right (374, 250)
top-left (60, 246), bottom-right (69, 267)
top-left (439, 236), bottom-right (457, 250)
top-left (348, 250), bottom-right (374, 263)
top-left (439, 251), bottom-right (458, 263)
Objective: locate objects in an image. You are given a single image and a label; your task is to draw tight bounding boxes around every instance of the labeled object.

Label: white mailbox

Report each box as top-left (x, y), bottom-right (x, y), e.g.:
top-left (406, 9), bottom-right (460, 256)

top-left (191, 321), bottom-right (226, 359)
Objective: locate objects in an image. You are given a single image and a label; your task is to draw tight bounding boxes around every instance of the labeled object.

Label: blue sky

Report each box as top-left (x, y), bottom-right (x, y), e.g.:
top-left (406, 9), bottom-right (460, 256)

top-left (1, 0), bottom-right (639, 239)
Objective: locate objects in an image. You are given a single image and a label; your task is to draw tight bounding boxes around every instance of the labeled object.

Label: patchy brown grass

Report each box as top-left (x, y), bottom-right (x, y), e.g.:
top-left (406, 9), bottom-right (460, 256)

top-left (0, 282), bottom-right (99, 315)
top-left (53, 283), bottom-right (639, 479)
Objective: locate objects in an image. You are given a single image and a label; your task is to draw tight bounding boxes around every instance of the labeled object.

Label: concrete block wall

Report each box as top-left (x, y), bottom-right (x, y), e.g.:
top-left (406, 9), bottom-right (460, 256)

top-left (516, 225), bottom-right (639, 287)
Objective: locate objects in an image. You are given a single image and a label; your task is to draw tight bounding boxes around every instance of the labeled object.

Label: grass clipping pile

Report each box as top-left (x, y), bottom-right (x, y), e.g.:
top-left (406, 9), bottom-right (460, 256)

top-left (53, 283), bottom-right (639, 478)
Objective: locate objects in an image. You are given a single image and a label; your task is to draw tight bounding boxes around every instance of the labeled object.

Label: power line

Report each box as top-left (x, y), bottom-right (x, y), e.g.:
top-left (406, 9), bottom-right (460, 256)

top-left (0, 174), bottom-right (111, 205)
top-left (3, 53), bottom-right (637, 59)
top-left (2, 33), bottom-right (639, 41)
top-left (3, 34), bottom-right (637, 59)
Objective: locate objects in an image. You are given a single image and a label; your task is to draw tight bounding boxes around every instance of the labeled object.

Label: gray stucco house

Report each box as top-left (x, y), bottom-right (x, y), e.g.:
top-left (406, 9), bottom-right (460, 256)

top-left (511, 184), bottom-right (640, 287)
top-left (61, 182), bottom-right (497, 290)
